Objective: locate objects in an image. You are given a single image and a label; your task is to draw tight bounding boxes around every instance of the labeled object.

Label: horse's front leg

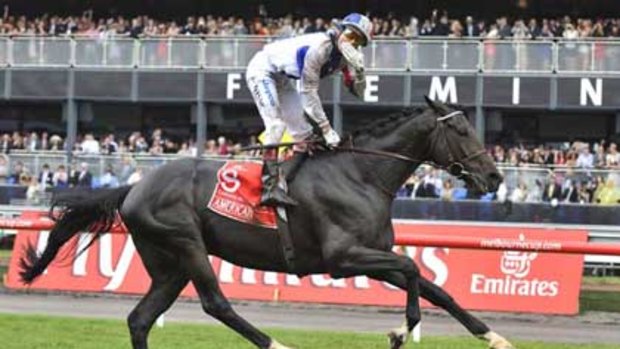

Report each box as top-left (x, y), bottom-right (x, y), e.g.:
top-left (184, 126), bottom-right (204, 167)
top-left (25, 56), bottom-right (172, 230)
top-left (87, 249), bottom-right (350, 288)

top-left (368, 271), bottom-right (515, 349)
top-left (324, 245), bottom-right (422, 347)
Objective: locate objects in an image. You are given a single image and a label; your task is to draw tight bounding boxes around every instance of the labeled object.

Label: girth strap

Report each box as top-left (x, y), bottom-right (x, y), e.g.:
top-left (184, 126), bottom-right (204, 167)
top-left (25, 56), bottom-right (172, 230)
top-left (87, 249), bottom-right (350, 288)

top-left (275, 206), bottom-right (299, 275)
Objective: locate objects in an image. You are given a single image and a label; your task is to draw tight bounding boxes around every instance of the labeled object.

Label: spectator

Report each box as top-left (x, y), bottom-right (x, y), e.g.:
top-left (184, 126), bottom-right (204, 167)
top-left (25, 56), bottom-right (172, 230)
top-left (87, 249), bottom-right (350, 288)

top-left (528, 19), bottom-right (541, 38)
top-left (577, 180), bottom-right (592, 203)
top-left (511, 19), bottom-right (530, 39)
top-left (449, 20), bottom-right (463, 38)
top-left (49, 134), bottom-right (63, 151)
top-left (37, 163), bottom-right (54, 191)
top-left (177, 142), bottom-right (193, 156)
top-left (217, 136), bottom-right (229, 156)
top-left (72, 162), bottom-right (93, 188)
top-left (232, 18), bottom-right (248, 35)
top-left (52, 164), bottom-right (68, 188)
top-left (25, 175), bottom-right (40, 203)
top-left (464, 16), bottom-right (479, 37)
top-left (539, 21), bottom-right (554, 38)
top-left (606, 143), bottom-right (620, 168)
top-left (127, 168), bottom-right (143, 185)
top-left (204, 139), bottom-right (217, 156)
top-left (525, 179), bottom-right (543, 202)
top-left (81, 133), bottom-right (100, 154)
top-left (118, 155), bottom-right (136, 184)
top-left (99, 165), bottom-right (120, 188)
top-left (102, 134), bottom-right (119, 154)
top-left (40, 132), bottom-right (49, 150)
top-left (418, 168), bottom-right (442, 198)
top-left (497, 17), bottom-right (512, 38)
top-left (419, 19), bottom-right (433, 36)
top-left (0, 154), bottom-right (8, 183)
top-left (26, 131), bottom-right (40, 151)
top-left (561, 179), bottom-right (579, 203)
top-left (8, 161), bottom-right (26, 184)
top-left (440, 179), bottom-right (454, 201)
top-left (432, 14), bottom-right (450, 36)
top-left (576, 144), bottom-right (594, 168)
top-left (510, 181), bottom-right (528, 202)
top-left (563, 23), bottom-right (579, 39)
top-left (542, 173), bottom-right (562, 202)
top-left (0, 133), bottom-right (11, 153)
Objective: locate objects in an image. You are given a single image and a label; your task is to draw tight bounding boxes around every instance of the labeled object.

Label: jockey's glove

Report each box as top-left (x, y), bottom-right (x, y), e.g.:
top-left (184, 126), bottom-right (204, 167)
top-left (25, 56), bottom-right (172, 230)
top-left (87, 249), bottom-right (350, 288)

top-left (319, 121), bottom-right (341, 147)
top-left (340, 41), bottom-right (365, 73)
top-left (352, 74), bottom-right (366, 98)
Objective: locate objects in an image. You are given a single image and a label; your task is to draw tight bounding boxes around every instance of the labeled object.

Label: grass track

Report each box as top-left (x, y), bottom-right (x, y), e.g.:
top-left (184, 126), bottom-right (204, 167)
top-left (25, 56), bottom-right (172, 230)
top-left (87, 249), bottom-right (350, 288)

top-left (0, 313), bottom-right (617, 349)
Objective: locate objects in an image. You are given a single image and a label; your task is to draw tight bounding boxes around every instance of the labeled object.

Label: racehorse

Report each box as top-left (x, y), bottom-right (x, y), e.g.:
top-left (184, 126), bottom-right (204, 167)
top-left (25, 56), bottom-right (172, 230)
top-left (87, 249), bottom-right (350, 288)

top-left (20, 97), bottom-right (513, 349)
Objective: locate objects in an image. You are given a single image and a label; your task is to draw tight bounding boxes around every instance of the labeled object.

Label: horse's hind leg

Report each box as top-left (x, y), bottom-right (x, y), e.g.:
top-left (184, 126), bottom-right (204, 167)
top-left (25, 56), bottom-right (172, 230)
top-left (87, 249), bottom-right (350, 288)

top-left (180, 243), bottom-right (290, 349)
top-left (127, 236), bottom-right (189, 349)
top-left (128, 274), bottom-right (188, 349)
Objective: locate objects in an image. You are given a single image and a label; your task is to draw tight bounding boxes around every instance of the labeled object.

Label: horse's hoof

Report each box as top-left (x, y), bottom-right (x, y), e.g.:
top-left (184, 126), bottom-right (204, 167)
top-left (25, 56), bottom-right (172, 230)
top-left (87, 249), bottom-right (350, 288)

top-left (484, 331), bottom-right (516, 349)
top-left (387, 330), bottom-right (407, 349)
top-left (269, 339), bottom-right (294, 349)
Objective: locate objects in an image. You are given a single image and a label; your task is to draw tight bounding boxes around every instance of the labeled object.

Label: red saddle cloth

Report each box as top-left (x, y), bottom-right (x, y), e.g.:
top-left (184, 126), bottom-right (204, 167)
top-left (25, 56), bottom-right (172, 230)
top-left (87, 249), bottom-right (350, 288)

top-left (207, 161), bottom-right (277, 229)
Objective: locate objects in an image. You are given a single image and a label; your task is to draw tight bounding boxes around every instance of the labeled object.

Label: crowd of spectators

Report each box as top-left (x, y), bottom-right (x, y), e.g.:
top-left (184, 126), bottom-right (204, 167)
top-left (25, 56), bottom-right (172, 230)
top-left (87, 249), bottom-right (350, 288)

top-left (0, 128), bottom-right (252, 203)
top-left (1, 5), bottom-right (620, 40)
top-left (398, 140), bottom-right (620, 205)
top-left (491, 141), bottom-right (620, 169)
top-left (1, 129), bottom-right (620, 205)
top-left (0, 129), bottom-right (249, 157)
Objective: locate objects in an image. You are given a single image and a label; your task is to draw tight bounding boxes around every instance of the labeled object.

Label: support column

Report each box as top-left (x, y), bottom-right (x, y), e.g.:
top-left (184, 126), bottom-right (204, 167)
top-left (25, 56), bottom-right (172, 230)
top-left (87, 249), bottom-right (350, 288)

top-left (475, 75), bottom-right (485, 143)
top-left (332, 76), bottom-right (343, 134)
top-left (65, 69), bottom-right (77, 167)
top-left (64, 100), bottom-right (77, 165)
top-left (195, 102), bottom-right (207, 157)
top-left (195, 72), bottom-right (207, 157)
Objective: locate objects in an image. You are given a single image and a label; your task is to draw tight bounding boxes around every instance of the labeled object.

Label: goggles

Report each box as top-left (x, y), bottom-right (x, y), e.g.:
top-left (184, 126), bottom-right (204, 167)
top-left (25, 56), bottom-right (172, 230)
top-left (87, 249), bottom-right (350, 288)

top-left (341, 28), bottom-right (367, 48)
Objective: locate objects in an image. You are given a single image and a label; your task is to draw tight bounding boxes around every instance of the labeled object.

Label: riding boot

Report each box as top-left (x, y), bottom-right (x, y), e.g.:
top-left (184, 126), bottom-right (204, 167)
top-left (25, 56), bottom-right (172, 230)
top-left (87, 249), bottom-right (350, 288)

top-left (261, 152), bottom-right (298, 207)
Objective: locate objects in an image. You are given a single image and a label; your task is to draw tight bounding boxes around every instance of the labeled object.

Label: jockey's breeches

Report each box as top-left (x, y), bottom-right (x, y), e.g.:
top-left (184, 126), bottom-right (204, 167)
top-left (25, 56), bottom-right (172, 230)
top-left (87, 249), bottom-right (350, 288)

top-left (246, 51), bottom-right (313, 145)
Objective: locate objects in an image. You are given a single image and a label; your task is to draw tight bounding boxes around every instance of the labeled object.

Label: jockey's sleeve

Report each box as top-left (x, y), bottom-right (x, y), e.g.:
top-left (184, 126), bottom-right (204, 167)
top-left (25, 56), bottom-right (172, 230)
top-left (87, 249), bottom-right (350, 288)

top-left (299, 43), bottom-right (330, 127)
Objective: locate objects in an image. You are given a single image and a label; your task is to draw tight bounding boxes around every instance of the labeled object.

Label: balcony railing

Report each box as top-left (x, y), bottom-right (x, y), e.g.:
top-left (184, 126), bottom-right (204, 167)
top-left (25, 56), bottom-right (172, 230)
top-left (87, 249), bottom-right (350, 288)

top-left (2, 35), bottom-right (620, 73)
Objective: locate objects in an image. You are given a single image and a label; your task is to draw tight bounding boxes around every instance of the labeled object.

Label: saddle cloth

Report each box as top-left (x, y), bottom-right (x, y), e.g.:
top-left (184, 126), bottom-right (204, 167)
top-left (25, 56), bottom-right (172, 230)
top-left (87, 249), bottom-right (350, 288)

top-left (207, 161), bottom-right (277, 229)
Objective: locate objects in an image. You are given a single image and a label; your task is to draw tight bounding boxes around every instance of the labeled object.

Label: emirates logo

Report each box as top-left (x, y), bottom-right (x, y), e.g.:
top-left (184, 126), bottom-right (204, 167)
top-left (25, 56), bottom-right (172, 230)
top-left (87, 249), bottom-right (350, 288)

top-left (500, 235), bottom-right (538, 278)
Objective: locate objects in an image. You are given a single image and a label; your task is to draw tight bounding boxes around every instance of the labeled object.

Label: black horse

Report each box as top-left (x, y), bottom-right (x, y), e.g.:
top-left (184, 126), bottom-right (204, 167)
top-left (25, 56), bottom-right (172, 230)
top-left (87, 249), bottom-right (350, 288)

top-left (20, 98), bottom-right (513, 349)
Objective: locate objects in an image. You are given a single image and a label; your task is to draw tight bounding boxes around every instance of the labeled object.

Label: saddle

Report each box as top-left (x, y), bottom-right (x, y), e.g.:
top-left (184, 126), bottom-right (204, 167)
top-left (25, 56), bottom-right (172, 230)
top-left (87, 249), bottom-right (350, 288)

top-left (207, 154), bottom-right (309, 274)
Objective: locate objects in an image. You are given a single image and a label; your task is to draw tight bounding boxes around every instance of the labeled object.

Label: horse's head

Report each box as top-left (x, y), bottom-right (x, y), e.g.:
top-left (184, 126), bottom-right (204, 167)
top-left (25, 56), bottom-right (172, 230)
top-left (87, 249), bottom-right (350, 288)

top-left (422, 96), bottom-right (502, 193)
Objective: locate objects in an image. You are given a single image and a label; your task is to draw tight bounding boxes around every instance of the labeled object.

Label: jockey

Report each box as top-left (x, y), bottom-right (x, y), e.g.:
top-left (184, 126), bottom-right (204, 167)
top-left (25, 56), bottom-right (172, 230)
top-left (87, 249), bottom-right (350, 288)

top-left (246, 13), bottom-right (372, 206)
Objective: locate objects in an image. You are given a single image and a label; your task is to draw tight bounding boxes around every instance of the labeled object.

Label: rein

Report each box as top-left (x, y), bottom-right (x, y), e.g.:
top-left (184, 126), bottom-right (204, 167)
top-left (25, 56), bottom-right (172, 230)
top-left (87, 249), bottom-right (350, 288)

top-left (238, 110), bottom-right (487, 188)
top-left (338, 110), bottom-right (487, 179)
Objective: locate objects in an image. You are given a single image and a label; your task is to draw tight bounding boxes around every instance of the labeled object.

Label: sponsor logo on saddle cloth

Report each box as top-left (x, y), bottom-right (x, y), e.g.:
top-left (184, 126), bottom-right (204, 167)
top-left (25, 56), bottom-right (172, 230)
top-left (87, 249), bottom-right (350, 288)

top-left (471, 234), bottom-right (560, 297)
top-left (208, 161), bottom-right (277, 229)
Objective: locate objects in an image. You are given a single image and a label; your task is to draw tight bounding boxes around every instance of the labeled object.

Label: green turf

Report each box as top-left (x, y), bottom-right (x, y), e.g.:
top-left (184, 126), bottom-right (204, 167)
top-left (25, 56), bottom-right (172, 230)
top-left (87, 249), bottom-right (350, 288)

top-left (580, 290), bottom-right (620, 313)
top-left (0, 313), bottom-right (617, 349)
top-left (582, 276), bottom-right (620, 286)
top-left (0, 248), bottom-right (11, 259)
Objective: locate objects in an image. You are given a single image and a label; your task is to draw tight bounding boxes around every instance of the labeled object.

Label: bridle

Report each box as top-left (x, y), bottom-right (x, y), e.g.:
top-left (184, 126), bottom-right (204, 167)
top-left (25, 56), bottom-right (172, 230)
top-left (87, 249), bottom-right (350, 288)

top-left (235, 110), bottom-right (489, 196)
top-left (338, 110), bottom-right (488, 180)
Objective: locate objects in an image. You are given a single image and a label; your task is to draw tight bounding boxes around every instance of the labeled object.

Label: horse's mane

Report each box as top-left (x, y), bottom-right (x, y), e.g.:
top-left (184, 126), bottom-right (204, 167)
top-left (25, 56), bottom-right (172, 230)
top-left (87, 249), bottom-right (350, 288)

top-left (348, 107), bottom-right (426, 141)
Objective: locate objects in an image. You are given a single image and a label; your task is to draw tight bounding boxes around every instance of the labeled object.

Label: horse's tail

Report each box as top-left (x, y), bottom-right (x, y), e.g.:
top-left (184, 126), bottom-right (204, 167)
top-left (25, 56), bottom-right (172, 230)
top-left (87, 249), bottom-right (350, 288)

top-left (19, 185), bottom-right (133, 284)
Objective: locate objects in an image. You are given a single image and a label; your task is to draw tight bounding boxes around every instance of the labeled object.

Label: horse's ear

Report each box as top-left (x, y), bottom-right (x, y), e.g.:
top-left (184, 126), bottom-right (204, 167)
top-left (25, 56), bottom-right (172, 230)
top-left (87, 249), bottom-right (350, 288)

top-left (424, 95), bottom-right (443, 113)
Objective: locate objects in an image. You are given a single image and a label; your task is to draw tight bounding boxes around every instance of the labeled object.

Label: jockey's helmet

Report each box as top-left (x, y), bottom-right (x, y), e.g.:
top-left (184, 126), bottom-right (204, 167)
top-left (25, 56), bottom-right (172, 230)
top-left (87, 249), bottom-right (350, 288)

top-left (340, 13), bottom-right (372, 48)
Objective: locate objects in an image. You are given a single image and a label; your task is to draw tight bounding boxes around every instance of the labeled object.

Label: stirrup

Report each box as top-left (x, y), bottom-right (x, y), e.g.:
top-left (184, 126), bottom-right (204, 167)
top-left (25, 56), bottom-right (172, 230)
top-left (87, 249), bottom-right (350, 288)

top-left (260, 188), bottom-right (298, 207)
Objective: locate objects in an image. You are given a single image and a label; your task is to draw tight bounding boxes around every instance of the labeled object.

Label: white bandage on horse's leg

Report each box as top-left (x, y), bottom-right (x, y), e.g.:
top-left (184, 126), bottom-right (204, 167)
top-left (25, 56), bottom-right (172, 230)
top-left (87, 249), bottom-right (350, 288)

top-left (481, 331), bottom-right (516, 349)
top-left (269, 339), bottom-right (294, 349)
top-left (386, 321), bottom-right (409, 349)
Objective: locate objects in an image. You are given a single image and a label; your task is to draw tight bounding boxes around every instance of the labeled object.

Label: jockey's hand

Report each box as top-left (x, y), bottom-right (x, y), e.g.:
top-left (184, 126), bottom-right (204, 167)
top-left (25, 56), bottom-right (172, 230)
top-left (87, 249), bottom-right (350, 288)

top-left (352, 75), bottom-right (366, 98)
top-left (340, 41), bottom-right (364, 73)
top-left (322, 126), bottom-right (341, 148)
